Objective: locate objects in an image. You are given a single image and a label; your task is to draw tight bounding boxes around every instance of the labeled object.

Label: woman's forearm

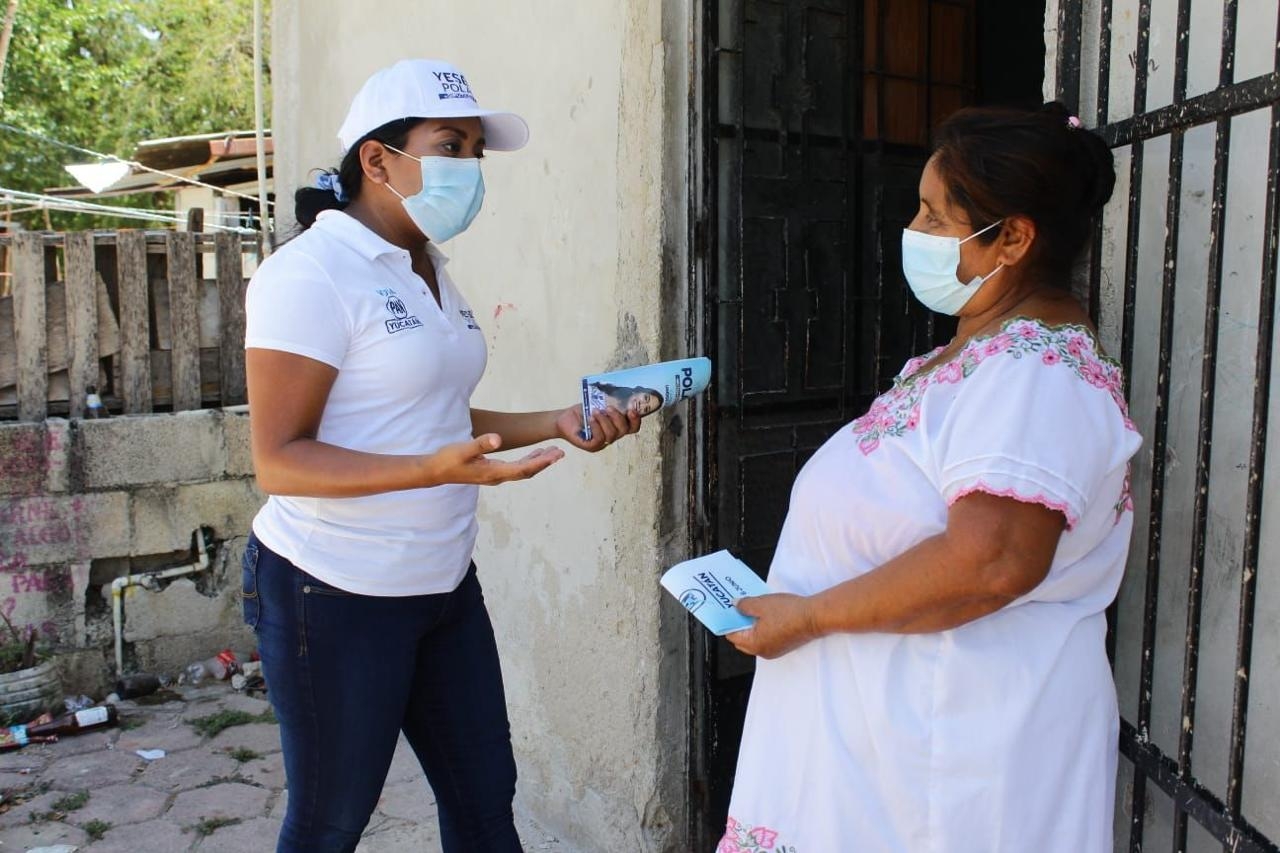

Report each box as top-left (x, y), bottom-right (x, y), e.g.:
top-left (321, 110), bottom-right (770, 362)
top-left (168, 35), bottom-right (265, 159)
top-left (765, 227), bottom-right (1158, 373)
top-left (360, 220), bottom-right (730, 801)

top-left (254, 438), bottom-right (437, 497)
top-left (470, 408), bottom-right (560, 450)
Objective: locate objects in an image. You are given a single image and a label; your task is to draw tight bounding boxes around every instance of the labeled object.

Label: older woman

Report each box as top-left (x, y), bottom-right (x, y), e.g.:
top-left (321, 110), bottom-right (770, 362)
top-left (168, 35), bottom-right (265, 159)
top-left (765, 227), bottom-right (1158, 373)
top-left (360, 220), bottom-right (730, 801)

top-left (719, 103), bottom-right (1141, 853)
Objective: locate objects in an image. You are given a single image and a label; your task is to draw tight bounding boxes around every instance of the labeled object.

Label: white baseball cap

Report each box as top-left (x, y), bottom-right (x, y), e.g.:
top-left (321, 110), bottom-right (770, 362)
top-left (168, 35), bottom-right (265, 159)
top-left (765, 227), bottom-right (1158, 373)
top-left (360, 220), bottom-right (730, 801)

top-left (337, 59), bottom-right (529, 154)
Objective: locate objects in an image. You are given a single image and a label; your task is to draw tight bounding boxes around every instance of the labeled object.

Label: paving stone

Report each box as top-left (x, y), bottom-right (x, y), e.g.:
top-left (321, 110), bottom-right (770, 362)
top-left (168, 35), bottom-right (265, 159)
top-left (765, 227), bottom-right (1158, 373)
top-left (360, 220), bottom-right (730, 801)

top-left (43, 747), bottom-right (142, 789)
top-left (354, 820), bottom-right (442, 852)
top-left (192, 815), bottom-right (283, 852)
top-left (67, 781), bottom-right (167, 828)
top-left (213, 692), bottom-right (272, 716)
top-left (269, 787), bottom-right (287, 821)
top-left (86, 817), bottom-right (194, 853)
top-left (0, 746), bottom-right (52, 774)
top-left (43, 728), bottom-right (119, 758)
top-left (165, 782), bottom-right (269, 828)
top-left (0, 770), bottom-right (43, 795)
top-left (116, 717), bottom-right (205, 754)
top-left (0, 789), bottom-right (64, 827)
top-left (207, 722), bottom-right (281, 756)
top-left (384, 736), bottom-right (424, 785)
top-left (375, 779), bottom-right (436, 825)
top-left (236, 750), bottom-right (285, 789)
top-left (0, 818), bottom-right (88, 849)
top-left (136, 748), bottom-right (238, 793)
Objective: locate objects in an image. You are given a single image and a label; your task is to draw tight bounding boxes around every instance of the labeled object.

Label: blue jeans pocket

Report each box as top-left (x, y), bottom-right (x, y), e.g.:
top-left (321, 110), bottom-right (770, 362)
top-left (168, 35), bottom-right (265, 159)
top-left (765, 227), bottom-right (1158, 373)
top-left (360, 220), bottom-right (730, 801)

top-left (241, 541), bottom-right (261, 629)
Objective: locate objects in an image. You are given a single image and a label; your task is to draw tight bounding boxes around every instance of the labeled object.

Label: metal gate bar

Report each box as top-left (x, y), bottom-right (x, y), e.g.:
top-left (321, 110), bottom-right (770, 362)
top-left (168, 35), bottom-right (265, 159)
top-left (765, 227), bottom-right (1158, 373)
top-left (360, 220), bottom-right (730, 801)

top-left (1057, 0), bottom-right (1280, 850)
top-left (1174, 2), bottom-right (1236, 848)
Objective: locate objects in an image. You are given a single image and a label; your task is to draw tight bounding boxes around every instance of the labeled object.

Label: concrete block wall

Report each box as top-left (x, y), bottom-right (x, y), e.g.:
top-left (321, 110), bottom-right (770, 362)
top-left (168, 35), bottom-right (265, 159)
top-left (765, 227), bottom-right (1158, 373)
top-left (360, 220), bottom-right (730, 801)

top-left (0, 409), bottom-right (262, 695)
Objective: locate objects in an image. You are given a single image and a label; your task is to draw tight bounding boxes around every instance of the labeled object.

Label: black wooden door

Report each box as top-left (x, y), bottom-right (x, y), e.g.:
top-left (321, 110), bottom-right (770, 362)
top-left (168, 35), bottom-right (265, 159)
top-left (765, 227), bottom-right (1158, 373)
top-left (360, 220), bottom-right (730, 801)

top-left (689, 0), bottom-right (1052, 845)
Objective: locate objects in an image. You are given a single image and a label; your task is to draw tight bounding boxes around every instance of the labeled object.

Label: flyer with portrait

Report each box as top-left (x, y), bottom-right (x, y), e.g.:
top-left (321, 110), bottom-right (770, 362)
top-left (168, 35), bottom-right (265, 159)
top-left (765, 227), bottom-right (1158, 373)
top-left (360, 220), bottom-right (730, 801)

top-left (580, 356), bottom-right (712, 441)
top-left (660, 550), bottom-right (770, 636)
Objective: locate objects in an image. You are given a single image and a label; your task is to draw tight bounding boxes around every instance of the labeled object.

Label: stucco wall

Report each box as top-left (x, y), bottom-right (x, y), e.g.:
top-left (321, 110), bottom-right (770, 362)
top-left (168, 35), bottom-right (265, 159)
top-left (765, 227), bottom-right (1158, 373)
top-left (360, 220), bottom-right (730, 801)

top-left (1046, 1), bottom-right (1280, 847)
top-left (272, 2), bottom-right (690, 850)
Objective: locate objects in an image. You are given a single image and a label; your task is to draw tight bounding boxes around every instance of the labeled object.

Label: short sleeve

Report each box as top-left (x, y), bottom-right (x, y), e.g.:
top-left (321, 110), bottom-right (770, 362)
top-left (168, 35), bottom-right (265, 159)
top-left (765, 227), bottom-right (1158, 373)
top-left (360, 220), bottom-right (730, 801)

top-left (934, 343), bottom-right (1140, 530)
top-left (244, 252), bottom-right (351, 369)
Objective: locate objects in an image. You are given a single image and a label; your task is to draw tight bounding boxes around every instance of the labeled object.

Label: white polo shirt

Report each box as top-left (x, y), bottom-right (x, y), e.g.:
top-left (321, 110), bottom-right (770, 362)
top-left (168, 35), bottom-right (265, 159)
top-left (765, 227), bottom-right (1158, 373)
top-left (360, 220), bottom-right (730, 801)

top-left (244, 210), bottom-right (488, 596)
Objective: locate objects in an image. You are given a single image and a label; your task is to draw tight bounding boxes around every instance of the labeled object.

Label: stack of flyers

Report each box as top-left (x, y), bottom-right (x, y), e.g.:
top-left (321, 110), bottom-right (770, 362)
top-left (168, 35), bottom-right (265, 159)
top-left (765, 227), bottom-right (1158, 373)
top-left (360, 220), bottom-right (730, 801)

top-left (660, 550), bottom-right (770, 636)
top-left (580, 357), bottom-right (712, 441)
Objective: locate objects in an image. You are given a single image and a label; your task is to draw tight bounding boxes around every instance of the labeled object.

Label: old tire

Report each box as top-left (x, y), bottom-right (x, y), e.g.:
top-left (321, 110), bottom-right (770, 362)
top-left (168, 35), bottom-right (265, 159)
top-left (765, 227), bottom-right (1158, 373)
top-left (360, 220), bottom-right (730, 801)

top-left (0, 660), bottom-right (62, 723)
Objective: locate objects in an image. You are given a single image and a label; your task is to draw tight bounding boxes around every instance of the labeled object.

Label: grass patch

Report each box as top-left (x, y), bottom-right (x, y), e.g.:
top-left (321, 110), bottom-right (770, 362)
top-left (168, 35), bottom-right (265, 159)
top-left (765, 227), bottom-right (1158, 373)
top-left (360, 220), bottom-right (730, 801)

top-left (83, 819), bottom-right (111, 840)
top-left (189, 816), bottom-right (242, 836)
top-left (188, 708), bottom-right (275, 738)
top-left (50, 791), bottom-right (88, 813)
top-left (227, 746), bottom-right (260, 763)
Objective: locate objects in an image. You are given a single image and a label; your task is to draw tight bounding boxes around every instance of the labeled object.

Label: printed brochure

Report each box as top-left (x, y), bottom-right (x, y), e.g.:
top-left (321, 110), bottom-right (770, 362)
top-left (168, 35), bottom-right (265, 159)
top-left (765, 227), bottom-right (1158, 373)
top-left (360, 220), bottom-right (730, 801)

top-left (580, 357), bottom-right (711, 441)
top-left (660, 550), bottom-right (770, 636)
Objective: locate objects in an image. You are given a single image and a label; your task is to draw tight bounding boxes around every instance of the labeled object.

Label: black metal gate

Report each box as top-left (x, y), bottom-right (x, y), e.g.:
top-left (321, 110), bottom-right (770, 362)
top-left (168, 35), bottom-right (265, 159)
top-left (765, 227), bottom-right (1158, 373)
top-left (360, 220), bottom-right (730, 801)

top-left (688, 0), bottom-right (1044, 845)
top-left (1057, 1), bottom-right (1280, 851)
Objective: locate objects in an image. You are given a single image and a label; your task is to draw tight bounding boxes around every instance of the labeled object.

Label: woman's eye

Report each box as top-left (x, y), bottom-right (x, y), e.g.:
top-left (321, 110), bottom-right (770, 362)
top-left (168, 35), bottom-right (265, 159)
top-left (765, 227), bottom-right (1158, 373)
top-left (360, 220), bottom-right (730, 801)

top-left (441, 141), bottom-right (462, 155)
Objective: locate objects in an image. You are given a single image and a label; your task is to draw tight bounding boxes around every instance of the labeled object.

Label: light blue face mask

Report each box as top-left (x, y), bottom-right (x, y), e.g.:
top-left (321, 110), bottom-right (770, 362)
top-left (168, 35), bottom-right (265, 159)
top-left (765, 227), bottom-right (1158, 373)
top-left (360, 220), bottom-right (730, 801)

top-left (383, 146), bottom-right (485, 243)
top-left (901, 219), bottom-right (1004, 315)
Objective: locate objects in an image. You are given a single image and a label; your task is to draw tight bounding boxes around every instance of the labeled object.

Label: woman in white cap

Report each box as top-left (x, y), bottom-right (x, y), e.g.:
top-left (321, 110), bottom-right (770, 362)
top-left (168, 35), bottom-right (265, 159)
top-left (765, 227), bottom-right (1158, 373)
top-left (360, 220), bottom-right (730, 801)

top-left (242, 59), bottom-right (638, 853)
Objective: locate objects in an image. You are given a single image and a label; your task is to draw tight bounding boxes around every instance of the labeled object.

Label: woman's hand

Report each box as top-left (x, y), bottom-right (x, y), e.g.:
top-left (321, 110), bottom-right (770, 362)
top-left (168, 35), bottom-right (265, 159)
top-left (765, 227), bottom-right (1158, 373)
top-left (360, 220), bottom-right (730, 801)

top-left (725, 593), bottom-right (821, 659)
top-left (555, 404), bottom-right (641, 452)
top-left (424, 434), bottom-right (564, 486)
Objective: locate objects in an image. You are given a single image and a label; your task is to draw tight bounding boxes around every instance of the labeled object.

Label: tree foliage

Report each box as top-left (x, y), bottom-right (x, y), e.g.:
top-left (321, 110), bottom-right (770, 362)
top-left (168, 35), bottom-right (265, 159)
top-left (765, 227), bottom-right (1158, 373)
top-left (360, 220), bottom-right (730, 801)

top-left (0, 0), bottom-right (269, 229)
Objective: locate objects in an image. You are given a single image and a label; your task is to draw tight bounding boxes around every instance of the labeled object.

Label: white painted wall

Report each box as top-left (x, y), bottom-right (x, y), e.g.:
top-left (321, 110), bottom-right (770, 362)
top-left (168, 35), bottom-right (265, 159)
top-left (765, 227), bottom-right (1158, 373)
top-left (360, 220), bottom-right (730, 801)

top-left (272, 2), bottom-right (691, 850)
top-left (1048, 1), bottom-right (1280, 847)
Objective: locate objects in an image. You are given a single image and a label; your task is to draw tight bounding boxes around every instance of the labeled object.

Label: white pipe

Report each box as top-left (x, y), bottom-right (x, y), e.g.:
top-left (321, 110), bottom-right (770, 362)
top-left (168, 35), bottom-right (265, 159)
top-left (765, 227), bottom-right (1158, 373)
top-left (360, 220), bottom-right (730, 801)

top-left (252, 0), bottom-right (271, 254)
top-left (112, 528), bottom-right (212, 676)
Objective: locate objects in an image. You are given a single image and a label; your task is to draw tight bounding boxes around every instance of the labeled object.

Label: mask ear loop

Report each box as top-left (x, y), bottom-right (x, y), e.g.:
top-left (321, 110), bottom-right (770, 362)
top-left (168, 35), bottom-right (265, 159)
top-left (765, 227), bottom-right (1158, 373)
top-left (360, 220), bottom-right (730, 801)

top-left (378, 143), bottom-right (418, 201)
top-left (959, 219), bottom-right (1006, 287)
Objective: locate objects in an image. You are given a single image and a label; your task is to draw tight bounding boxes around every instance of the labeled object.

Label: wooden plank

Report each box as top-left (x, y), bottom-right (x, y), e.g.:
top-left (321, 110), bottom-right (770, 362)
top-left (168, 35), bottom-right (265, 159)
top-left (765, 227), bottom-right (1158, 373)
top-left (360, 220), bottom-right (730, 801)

top-left (149, 348), bottom-right (223, 407)
top-left (166, 232), bottom-right (201, 411)
top-left (11, 233), bottom-right (47, 421)
top-left (116, 230), bottom-right (151, 413)
top-left (63, 232), bottom-right (98, 418)
top-left (0, 279), bottom-right (119, 390)
top-left (216, 233), bottom-right (246, 405)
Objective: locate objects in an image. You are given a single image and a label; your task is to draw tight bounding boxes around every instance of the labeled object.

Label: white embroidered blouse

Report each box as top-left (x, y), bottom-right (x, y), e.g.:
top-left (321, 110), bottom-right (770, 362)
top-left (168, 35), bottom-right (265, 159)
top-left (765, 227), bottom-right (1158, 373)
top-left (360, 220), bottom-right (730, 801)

top-left (719, 317), bottom-right (1143, 853)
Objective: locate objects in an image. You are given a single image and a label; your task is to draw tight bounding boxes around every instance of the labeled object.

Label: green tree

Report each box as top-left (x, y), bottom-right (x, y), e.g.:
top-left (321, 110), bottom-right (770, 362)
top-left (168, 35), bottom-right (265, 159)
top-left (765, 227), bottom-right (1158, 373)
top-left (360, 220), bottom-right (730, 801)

top-left (0, 0), bottom-right (269, 230)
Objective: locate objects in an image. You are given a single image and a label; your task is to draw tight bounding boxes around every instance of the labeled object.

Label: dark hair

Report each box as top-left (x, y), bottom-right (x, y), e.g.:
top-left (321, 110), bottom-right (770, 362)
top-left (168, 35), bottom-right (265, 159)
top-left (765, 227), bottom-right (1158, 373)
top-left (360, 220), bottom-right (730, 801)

top-left (293, 118), bottom-right (428, 229)
top-left (931, 101), bottom-right (1116, 286)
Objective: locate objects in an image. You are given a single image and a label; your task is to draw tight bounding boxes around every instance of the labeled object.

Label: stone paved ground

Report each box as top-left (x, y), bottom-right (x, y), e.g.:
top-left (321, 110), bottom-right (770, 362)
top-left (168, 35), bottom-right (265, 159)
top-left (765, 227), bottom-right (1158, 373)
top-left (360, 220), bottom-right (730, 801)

top-left (0, 684), bottom-right (568, 852)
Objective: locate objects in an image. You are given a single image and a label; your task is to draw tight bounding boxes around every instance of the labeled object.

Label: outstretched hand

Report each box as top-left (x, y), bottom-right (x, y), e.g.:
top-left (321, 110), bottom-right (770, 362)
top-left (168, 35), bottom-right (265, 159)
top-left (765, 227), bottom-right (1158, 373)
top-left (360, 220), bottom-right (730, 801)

top-left (428, 434), bottom-right (564, 486)
top-left (555, 405), bottom-right (642, 452)
top-left (724, 593), bottom-right (821, 659)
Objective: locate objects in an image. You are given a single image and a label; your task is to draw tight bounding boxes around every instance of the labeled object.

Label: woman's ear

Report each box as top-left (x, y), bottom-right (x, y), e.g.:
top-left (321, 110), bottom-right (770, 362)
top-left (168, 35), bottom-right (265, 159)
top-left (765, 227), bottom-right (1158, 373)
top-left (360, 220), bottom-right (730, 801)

top-left (998, 215), bottom-right (1036, 267)
top-left (359, 140), bottom-right (390, 185)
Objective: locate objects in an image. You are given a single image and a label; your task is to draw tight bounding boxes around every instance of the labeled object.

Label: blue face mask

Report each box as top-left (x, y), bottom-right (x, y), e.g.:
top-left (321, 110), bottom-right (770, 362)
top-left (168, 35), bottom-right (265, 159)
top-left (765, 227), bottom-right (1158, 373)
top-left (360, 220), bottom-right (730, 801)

top-left (384, 146), bottom-right (485, 243)
top-left (901, 219), bottom-right (1004, 315)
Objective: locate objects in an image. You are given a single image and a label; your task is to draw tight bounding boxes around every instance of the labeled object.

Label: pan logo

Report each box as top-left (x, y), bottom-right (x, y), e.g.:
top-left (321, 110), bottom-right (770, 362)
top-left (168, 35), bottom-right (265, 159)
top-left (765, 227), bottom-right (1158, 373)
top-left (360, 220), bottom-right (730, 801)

top-left (384, 295), bottom-right (423, 334)
top-left (679, 589), bottom-right (707, 613)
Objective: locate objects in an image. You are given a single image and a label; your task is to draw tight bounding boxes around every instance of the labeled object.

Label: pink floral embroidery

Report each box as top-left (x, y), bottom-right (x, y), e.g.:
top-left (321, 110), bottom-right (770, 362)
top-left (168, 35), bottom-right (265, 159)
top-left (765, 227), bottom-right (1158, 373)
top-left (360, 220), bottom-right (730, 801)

top-left (948, 481), bottom-right (1080, 530)
top-left (1114, 466), bottom-right (1135, 521)
top-left (849, 318), bottom-right (1135, 456)
top-left (718, 818), bottom-right (795, 853)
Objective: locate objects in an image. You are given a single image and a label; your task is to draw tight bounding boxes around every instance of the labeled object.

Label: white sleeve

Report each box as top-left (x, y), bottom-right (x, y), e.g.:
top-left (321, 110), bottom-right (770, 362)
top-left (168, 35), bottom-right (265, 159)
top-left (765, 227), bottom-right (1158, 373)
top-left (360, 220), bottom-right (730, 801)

top-left (934, 346), bottom-right (1138, 530)
top-left (244, 253), bottom-right (352, 369)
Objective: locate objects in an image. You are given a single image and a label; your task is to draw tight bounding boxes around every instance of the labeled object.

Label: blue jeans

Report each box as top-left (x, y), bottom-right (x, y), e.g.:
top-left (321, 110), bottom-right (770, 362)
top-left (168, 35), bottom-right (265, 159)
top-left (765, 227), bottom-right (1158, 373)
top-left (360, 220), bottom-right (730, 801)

top-left (242, 534), bottom-right (521, 853)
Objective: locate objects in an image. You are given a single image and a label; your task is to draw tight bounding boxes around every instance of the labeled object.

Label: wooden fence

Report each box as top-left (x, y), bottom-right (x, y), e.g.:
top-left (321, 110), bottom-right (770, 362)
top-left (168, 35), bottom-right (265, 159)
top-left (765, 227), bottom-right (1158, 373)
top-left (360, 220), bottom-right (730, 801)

top-left (0, 230), bottom-right (260, 421)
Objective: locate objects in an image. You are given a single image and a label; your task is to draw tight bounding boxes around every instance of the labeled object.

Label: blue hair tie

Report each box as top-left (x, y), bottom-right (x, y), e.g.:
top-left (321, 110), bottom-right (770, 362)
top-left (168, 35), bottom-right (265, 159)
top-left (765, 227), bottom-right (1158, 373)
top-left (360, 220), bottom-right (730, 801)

top-left (315, 172), bottom-right (347, 202)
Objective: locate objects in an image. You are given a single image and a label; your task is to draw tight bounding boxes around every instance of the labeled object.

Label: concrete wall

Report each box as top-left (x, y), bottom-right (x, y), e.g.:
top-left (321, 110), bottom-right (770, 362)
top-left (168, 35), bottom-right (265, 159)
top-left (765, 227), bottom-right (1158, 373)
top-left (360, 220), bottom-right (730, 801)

top-left (1046, 1), bottom-right (1280, 847)
top-left (0, 410), bottom-right (261, 697)
top-left (272, 2), bottom-right (691, 850)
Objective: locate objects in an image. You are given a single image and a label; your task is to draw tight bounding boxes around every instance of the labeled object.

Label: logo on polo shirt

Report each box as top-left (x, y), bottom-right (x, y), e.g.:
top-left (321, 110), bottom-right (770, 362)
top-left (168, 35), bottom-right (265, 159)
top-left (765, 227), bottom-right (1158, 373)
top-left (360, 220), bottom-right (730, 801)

top-left (383, 292), bottom-right (423, 334)
top-left (434, 71), bottom-right (475, 102)
top-left (459, 309), bottom-right (480, 330)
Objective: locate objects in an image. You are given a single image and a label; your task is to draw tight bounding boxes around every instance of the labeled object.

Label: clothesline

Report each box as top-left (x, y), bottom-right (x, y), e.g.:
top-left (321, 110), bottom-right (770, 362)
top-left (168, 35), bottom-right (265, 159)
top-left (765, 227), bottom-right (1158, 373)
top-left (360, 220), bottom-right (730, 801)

top-left (0, 120), bottom-right (275, 208)
top-left (0, 187), bottom-right (260, 235)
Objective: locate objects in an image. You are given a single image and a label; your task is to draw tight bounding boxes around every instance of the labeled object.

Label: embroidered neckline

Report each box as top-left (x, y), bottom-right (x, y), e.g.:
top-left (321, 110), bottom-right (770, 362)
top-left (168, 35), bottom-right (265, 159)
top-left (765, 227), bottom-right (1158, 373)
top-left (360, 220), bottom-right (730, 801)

top-left (897, 316), bottom-right (1119, 391)
top-left (851, 316), bottom-right (1137, 458)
